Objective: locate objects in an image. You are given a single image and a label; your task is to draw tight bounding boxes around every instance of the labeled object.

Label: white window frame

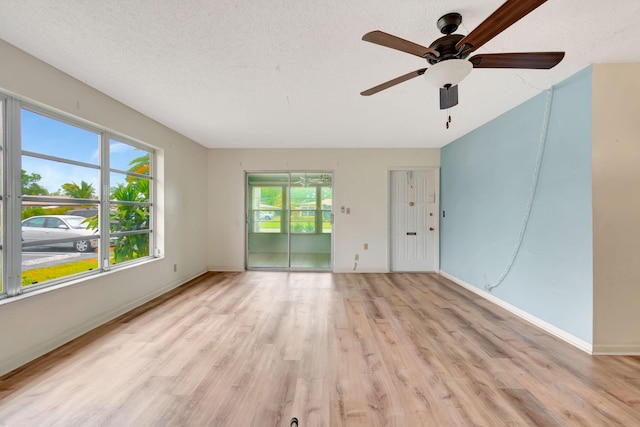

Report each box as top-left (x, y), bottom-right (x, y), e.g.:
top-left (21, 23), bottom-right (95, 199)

top-left (0, 92), bottom-right (158, 300)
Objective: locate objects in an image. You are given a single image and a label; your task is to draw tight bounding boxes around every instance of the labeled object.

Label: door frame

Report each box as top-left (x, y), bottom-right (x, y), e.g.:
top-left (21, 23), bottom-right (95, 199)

top-left (388, 167), bottom-right (440, 273)
top-left (245, 170), bottom-right (334, 271)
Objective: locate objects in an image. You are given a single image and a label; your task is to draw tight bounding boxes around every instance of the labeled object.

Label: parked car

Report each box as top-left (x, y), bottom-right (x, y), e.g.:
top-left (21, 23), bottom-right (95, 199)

top-left (258, 211), bottom-right (274, 220)
top-left (67, 208), bottom-right (98, 218)
top-left (22, 215), bottom-right (98, 252)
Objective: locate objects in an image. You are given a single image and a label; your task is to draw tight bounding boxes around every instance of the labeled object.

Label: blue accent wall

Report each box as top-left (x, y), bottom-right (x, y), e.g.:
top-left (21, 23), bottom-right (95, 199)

top-left (441, 67), bottom-right (593, 343)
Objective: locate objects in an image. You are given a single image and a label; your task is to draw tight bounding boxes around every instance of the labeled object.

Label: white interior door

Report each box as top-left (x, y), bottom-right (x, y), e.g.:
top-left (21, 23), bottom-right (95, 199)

top-left (390, 169), bottom-right (439, 272)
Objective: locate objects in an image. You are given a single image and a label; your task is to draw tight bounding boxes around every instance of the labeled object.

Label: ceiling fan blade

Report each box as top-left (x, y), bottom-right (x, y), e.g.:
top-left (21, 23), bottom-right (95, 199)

top-left (469, 52), bottom-right (564, 69)
top-left (360, 68), bottom-right (428, 96)
top-left (455, 0), bottom-right (548, 53)
top-left (363, 31), bottom-right (440, 58)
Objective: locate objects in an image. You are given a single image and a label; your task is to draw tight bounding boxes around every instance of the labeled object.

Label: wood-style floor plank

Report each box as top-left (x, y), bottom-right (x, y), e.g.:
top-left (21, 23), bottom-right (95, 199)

top-left (1, 271), bottom-right (640, 426)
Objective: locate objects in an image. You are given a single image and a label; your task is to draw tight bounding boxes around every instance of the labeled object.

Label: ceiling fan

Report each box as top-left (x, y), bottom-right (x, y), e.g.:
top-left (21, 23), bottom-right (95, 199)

top-left (360, 0), bottom-right (564, 109)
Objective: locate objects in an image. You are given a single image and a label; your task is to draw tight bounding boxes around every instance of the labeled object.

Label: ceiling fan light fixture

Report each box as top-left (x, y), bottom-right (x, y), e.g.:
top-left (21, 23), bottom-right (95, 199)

top-left (424, 59), bottom-right (472, 88)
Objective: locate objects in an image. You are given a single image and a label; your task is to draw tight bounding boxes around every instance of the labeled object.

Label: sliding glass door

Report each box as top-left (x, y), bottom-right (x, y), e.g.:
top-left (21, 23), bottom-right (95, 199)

top-left (246, 172), bottom-right (332, 270)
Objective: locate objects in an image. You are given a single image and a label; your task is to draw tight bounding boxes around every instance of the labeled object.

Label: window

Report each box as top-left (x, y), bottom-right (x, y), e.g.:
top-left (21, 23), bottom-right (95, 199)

top-left (250, 185), bottom-right (284, 233)
top-left (321, 186), bottom-right (332, 233)
top-left (290, 186), bottom-right (316, 233)
top-left (109, 138), bottom-right (152, 264)
top-left (290, 184), bottom-right (333, 234)
top-left (20, 108), bottom-right (102, 287)
top-left (247, 173), bottom-right (332, 236)
top-left (22, 217), bottom-right (45, 227)
top-left (0, 95), bottom-right (157, 300)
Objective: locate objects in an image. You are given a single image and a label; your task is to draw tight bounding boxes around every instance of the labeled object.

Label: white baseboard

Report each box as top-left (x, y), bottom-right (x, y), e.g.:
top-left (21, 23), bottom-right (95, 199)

top-left (0, 270), bottom-right (207, 377)
top-left (207, 265), bottom-right (244, 272)
top-left (439, 271), bottom-right (593, 354)
top-left (592, 345), bottom-right (640, 355)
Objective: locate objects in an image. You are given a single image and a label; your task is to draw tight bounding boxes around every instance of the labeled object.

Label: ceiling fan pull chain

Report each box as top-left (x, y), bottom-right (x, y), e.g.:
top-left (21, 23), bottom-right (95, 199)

top-left (445, 109), bottom-right (452, 129)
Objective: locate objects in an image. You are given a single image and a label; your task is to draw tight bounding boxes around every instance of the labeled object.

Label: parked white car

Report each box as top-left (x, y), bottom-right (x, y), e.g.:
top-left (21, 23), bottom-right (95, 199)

top-left (22, 215), bottom-right (98, 252)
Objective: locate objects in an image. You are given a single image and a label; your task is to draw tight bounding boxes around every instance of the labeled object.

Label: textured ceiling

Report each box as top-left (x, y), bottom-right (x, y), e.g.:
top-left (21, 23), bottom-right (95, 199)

top-left (1, 0), bottom-right (639, 149)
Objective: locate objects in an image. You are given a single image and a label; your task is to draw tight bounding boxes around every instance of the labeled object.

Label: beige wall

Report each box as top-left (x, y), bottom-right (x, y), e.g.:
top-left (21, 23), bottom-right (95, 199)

top-left (592, 64), bottom-right (640, 353)
top-left (207, 148), bottom-right (440, 272)
top-left (0, 40), bottom-right (209, 376)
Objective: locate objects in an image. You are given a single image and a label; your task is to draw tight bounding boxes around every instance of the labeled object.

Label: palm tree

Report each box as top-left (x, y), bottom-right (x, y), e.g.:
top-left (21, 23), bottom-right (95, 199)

top-left (90, 154), bottom-right (150, 261)
top-left (61, 181), bottom-right (96, 199)
top-left (84, 154), bottom-right (150, 263)
top-left (126, 153), bottom-right (150, 182)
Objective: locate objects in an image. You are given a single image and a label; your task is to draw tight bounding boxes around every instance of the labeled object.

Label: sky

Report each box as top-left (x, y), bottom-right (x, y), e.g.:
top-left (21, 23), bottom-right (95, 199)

top-left (21, 109), bottom-right (148, 194)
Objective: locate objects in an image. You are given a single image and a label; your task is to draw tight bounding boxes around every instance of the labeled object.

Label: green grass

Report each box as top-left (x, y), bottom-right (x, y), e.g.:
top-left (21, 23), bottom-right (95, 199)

top-left (22, 258), bottom-right (99, 287)
top-left (20, 246), bottom-right (151, 287)
top-left (259, 221), bottom-right (281, 230)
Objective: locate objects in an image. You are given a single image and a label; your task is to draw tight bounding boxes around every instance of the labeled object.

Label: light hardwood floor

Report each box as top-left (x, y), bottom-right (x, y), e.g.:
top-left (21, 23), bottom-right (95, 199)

top-left (1, 272), bottom-right (639, 426)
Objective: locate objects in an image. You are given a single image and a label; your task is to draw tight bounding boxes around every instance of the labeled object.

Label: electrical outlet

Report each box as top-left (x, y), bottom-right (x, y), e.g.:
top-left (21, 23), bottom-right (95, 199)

top-left (354, 254), bottom-right (359, 261)
top-left (363, 243), bottom-right (368, 250)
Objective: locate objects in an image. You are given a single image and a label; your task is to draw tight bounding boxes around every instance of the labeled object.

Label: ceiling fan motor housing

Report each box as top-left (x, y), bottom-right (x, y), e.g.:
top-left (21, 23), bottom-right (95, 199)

top-left (427, 34), bottom-right (467, 64)
top-left (428, 13), bottom-right (470, 64)
top-left (437, 12), bottom-right (462, 35)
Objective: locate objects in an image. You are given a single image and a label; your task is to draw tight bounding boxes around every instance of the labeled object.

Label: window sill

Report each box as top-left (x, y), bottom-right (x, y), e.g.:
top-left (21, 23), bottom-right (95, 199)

top-left (0, 255), bottom-right (163, 307)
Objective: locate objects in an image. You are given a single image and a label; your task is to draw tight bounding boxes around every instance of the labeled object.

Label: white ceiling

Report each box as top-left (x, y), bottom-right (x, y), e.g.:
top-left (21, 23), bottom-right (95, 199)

top-left (1, 0), bottom-right (639, 149)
